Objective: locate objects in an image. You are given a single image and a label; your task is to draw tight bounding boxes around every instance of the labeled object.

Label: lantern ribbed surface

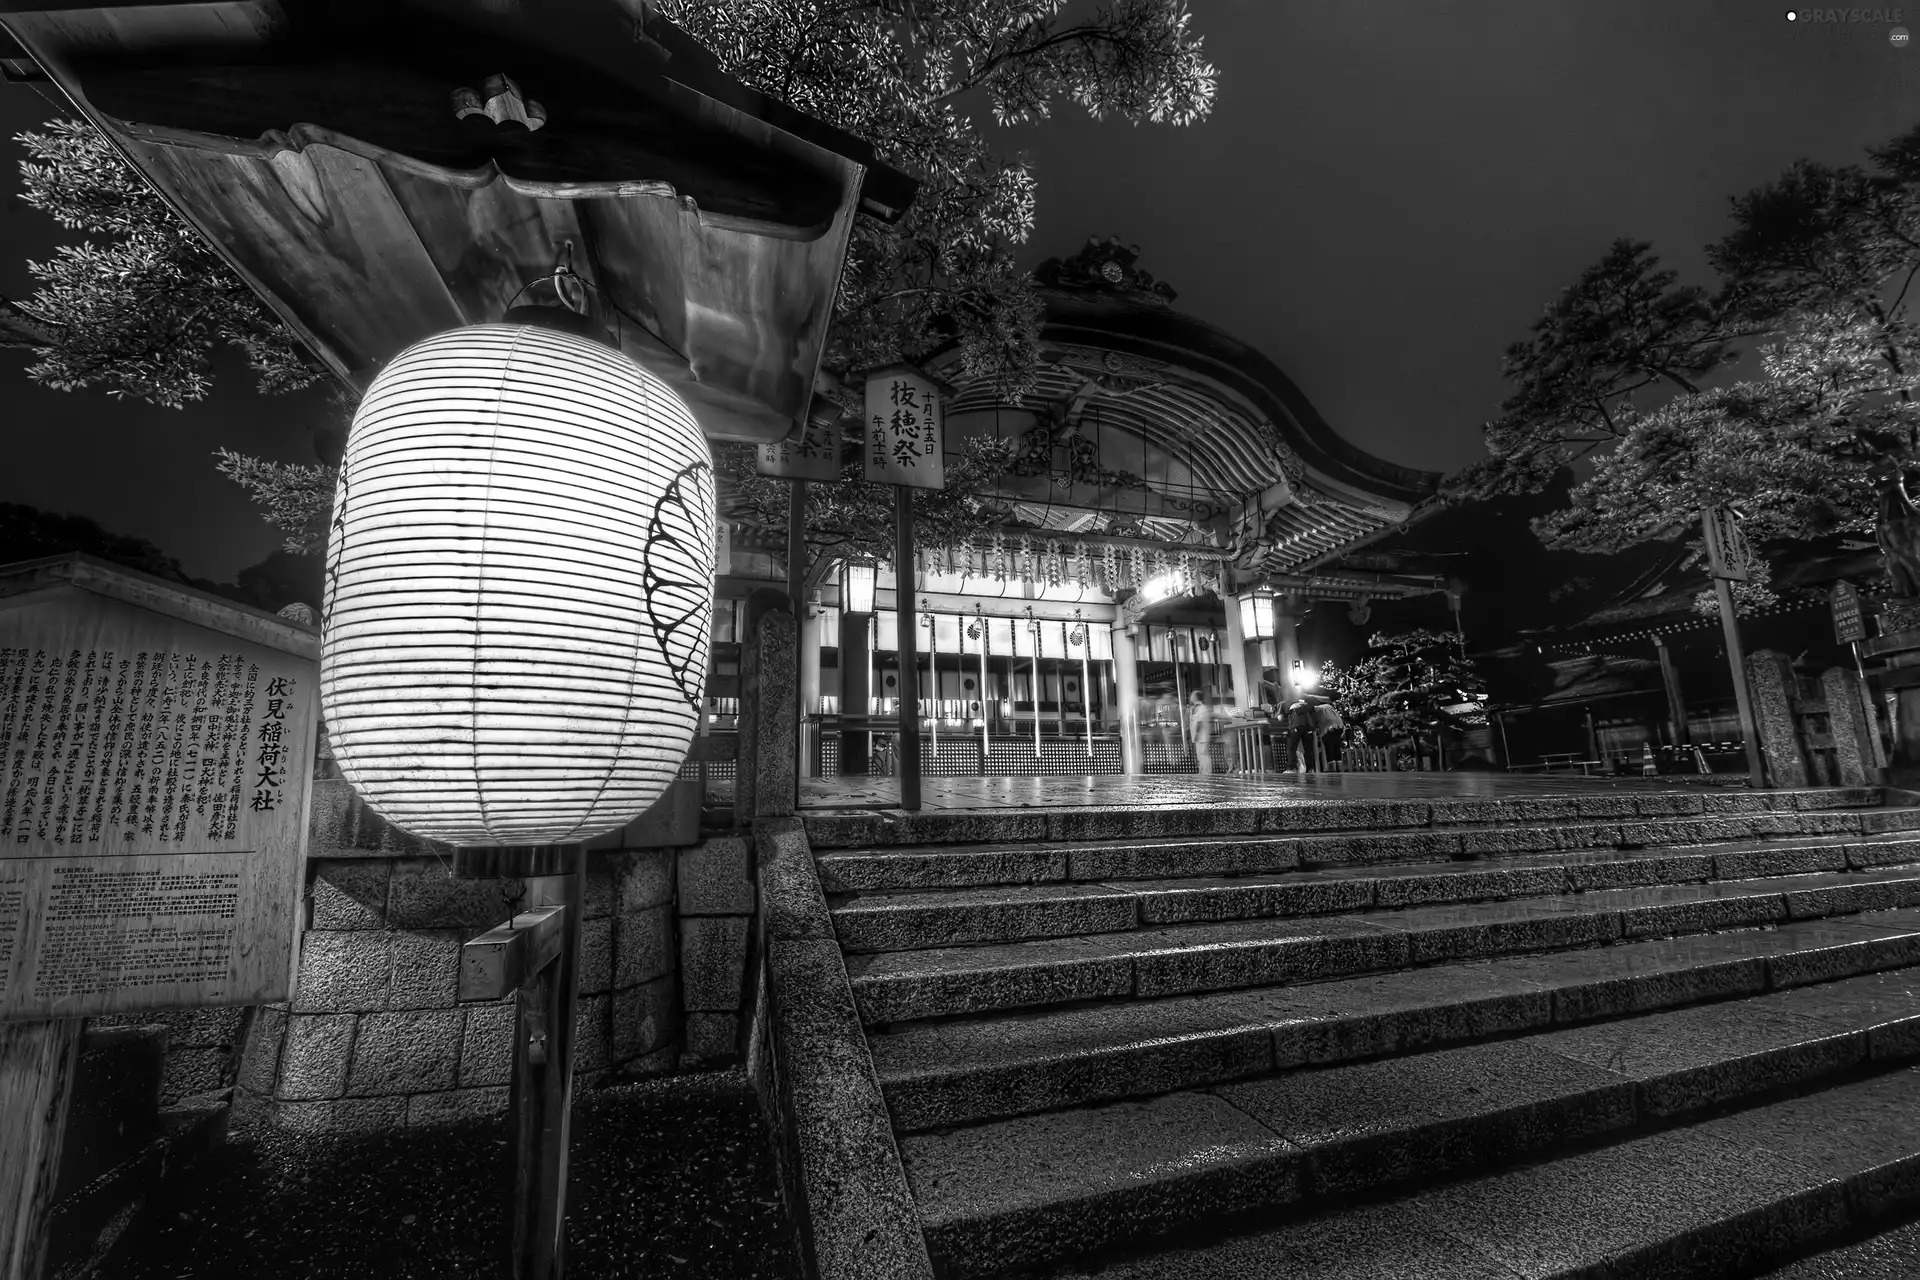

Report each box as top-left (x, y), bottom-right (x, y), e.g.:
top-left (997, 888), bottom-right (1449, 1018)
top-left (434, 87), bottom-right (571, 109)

top-left (321, 323), bottom-right (715, 846)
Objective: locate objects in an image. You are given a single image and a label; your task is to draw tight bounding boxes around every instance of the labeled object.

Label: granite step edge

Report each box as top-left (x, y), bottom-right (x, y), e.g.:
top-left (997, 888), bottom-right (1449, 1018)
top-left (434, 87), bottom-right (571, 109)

top-left (845, 880), bottom-right (1920, 1023)
top-left (815, 822), bottom-right (1920, 892)
top-left (827, 842), bottom-right (1920, 953)
top-left (873, 918), bottom-right (1920, 1131)
top-left (1019, 1065), bottom-right (1920, 1280)
top-left (904, 992), bottom-right (1914, 1279)
top-left (800, 789), bottom-right (1896, 850)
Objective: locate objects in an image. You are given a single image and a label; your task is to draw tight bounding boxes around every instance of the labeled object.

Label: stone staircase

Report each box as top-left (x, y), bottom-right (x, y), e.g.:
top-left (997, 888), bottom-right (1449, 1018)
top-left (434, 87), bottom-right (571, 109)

top-left (800, 783), bottom-right (1920, 1279)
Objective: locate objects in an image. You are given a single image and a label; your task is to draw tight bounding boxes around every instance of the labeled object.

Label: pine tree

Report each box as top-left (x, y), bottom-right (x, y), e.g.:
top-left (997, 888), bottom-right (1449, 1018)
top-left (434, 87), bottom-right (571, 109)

top-left (1450, 123), bottom-right (1920, 614)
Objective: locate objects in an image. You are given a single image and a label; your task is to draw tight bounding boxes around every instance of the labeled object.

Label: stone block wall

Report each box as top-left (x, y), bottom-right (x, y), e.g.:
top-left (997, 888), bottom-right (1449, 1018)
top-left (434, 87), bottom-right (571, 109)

top-left (229, 779), bottom-right (758, 1131)
top-left (87, 1006), bottom-right (248, 1106)
top-left (677, 835), bottom-right (755, 1064)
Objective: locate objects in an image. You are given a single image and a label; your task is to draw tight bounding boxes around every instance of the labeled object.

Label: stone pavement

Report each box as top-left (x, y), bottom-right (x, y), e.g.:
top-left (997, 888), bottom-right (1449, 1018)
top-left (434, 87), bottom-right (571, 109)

top-left (763, 780), bottom-right (1920, 1279)
top-left (800, 770), bottom-right (1725, 812)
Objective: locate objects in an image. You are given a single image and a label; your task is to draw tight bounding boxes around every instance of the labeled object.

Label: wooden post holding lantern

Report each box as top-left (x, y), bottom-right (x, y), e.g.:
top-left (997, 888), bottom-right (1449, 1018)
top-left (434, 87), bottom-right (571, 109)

top-left (0, 554), bottom-right (319, 1280)
top-left (454, 844), bottom-right (585, 1280)
top-left (758, 412), bottom-right (841, 789)
top-left (864, 365), bottom-right (947, 813)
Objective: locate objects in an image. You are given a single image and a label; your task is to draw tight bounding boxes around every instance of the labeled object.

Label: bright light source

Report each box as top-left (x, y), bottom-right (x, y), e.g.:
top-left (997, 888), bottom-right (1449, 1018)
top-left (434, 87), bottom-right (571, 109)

top-left (841, 562), bottom-right (878, 614)
top-left (1140, 572), bottom-right (1182, 604)
top-left (1237, 590), bottom-right (1276, 641)
top-left (1296, 666), bottom-right (1319, 691)
top-left (322, 323), bottom-right (713, 847)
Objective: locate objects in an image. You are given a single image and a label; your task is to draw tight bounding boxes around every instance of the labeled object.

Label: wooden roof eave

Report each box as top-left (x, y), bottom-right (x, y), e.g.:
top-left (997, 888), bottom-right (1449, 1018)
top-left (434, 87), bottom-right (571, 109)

top-left (0, 1), bottom-right (917, 444)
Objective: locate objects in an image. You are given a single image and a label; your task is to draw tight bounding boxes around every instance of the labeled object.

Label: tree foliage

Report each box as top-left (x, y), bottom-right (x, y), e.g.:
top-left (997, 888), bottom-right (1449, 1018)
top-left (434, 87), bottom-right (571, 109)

top-left (1453, 123), bottom-right (1920, 612)
top-left (1320, 628), bottom-right (1486, 746)
top-left (658, 0), bottom-right (1216, 396)
top-left (3, 119), bottom-right (324, 405)
top-left (7, 2), bottom-right (1217, 556)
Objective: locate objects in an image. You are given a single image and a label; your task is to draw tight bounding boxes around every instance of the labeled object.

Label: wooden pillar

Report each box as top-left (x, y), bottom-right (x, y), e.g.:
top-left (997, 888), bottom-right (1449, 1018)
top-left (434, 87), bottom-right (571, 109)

top-left (799, 608), bottom-right (824, 777)
top-left (0, 1019), bottom-right (83, 1280)
top-left (1275, 597), bottom-right (1304, 703)
top-left (1222, 590), bottom-right (1255, 712)
top-left (1653, 633), bottom-right (1689, 746)
top-left (1111, 623), bottom-right (1143, 775)
top-left (894, 487), bottom-right (921, 810)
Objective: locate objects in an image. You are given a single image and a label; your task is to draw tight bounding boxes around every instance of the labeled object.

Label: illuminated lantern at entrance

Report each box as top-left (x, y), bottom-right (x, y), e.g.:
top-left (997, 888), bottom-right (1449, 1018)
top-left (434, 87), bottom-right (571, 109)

top-left (1238, 589), bottom-right (1278, 641)
top-left (321, 324), bottom-right (715, 846)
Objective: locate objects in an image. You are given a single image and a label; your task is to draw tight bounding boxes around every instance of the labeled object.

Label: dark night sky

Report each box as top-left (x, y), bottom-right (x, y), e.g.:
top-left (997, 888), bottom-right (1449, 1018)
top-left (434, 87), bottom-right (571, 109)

top-left (2, 0), bottom-right (1917, 582)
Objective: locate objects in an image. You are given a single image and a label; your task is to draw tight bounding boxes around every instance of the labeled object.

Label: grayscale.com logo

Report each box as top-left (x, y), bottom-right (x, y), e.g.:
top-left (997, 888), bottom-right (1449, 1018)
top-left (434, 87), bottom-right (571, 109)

top-left (1784, 7), bottom-right (1905, 18)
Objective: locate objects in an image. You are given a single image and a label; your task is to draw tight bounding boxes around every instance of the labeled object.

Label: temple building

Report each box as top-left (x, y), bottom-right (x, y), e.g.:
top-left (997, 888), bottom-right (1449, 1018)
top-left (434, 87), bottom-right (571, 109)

top-left (714, 237), bottom-right (1449, 774)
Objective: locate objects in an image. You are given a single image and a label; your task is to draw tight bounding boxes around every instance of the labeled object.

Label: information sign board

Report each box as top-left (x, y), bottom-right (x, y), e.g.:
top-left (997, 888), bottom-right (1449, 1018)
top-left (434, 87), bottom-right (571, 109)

top-left (862, 365), bottom-right (946, 489)
top-left (755, 415), bottom-right (841, 482)
top-left (0, 555), bottom-right (319, 1021)
top-left (1832, 580), bottom-right (1868, 644)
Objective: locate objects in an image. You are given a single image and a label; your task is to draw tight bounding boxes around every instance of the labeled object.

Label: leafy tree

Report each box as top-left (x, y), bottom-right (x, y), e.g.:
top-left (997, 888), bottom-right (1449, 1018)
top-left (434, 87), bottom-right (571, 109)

top-left (2, 119), bottom-right (323, 404)
top-left (1321, 628), bottom-right (1486, 750)
top-left (7, 2), bottom-right (1218, 563)
top-left (0, 501), bottom-right (194, 581)
top-left (1452, 123), bottom-right (1920, 614)
top-left (659, 0), bottom-right (1215, 394)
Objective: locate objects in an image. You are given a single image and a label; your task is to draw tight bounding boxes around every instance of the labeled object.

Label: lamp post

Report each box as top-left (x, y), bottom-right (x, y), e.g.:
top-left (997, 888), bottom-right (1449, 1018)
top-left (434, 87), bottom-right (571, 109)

top-left (974, 605), bottom-right (992, 773)
top-left (922, 602), bottom-right (938, 768)
top-left (839, 562), bottom-right (876, 776)
top-left (1025, 607), bottom-right (1044, 758)
top-left (1073, 610), bottom-right (1094, 758)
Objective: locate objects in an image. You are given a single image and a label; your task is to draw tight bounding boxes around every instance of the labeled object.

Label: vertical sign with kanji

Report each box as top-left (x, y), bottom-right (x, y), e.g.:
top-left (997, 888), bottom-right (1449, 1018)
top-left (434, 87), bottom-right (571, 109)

top-left (862, 364), bottom-right (946, 490)
top-left (0, 555), bottom-right (318, 1021)
top-left (1832, 581), bottom-right (1867, 644)
top-left (755, 415), bottom-right (842, 481)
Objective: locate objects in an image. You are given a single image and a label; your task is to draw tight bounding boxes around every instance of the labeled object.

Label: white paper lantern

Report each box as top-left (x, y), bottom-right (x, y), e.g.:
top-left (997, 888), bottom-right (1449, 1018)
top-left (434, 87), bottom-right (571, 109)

top-left (321, 323), bottom-right (715, 846)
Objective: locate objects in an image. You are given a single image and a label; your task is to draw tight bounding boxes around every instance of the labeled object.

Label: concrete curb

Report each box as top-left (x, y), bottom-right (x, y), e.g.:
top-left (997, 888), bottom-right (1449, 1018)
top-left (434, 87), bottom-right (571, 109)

top-left (748, 817), bottom-right (934, 1280)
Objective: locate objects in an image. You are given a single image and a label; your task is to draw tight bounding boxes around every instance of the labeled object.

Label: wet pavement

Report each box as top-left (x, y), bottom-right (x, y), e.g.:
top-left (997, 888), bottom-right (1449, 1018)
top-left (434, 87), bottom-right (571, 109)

top-left (800, 771), bottom-right (1748, 812)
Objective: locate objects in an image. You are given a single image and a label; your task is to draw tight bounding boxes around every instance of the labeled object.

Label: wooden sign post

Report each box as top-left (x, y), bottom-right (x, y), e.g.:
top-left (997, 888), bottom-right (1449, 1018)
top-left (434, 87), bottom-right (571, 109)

top-left (0, 554), bottom-right (319, 1280)
top-left (864, 365), bottom-right (946, 813)
top-left (453, 845), bottom-right (585, 1280)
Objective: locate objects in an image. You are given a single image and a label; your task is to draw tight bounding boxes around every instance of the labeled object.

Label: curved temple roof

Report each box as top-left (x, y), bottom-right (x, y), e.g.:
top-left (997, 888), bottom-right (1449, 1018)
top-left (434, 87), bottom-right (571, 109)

top-left (930, 237), bottom-right (1443, 581)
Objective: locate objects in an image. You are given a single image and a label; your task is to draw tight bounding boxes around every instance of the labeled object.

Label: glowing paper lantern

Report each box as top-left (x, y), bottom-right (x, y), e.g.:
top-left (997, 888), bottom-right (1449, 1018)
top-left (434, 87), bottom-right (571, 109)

top-left (321, 323), bottom-right (715, 846)
top-left (841, 562), bottom-right (878, 614)
top-left (1238, 590), bottom-right (1277, 641)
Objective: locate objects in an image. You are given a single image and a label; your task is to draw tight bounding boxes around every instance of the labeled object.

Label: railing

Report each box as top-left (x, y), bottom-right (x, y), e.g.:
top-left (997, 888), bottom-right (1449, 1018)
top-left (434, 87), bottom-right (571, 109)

top-left (1327, 743), bottom-right (1393, 772)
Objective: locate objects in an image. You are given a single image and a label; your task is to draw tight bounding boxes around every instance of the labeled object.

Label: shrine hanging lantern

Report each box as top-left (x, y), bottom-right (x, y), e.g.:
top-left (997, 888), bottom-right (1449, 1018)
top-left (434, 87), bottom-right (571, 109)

top-left (841, 562), bottom-right (878, 614)
top-left (1238, 589), bottom-right (1278, 641)
top-left (321, 323), bottom-right (716, 847)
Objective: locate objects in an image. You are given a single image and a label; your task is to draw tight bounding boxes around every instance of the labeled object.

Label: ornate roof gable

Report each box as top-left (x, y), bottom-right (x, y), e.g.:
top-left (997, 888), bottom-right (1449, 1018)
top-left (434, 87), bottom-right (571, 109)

top-left (1034, 235), bottom-right (1178, 308)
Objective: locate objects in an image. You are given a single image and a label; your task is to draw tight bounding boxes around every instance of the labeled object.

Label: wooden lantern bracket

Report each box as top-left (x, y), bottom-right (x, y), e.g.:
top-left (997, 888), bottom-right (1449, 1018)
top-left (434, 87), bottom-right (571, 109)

top-left (453, 850), bottom-right (585, 1280)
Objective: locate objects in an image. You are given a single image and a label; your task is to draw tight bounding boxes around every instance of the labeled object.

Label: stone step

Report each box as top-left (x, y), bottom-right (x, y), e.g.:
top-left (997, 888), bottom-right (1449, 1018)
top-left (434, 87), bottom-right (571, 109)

top-left (872, 910), bottom-right (1920, 1131)
top-left (903, 973), bottom-right (1920, 1278)
top-left (829, 834), bottom-right (1920, 954)
top-left (845, 871), bottom-right (1920, 1024)
top-left (1032, 1063), bottom-right (1920, 1280)
top-left (816, 811), bottom-right (1920, 895)
top-left (801, 786), bottom-right (1887, 852)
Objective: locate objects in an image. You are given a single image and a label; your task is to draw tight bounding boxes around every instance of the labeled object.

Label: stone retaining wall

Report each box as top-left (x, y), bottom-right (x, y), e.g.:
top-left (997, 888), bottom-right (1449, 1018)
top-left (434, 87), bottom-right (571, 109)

top-left (231, 779), bottom-right (756, 1132)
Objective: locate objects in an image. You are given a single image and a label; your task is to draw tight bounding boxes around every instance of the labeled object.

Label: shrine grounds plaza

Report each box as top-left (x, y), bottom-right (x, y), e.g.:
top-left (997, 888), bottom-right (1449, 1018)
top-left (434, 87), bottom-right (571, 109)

top-left (797, 770), bottom-right (1721, 812)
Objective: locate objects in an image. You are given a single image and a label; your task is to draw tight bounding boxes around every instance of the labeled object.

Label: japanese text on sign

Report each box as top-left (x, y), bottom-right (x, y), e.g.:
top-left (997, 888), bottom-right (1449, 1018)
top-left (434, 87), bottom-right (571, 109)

top-left (1832, 582), bottom-right (1867, 645)
top-left (862, 366), bottom-right (946, 490)
top-left (756, 416), bottom-right (842, 481)
top-left (0, 647), bottom-right (266, 847)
